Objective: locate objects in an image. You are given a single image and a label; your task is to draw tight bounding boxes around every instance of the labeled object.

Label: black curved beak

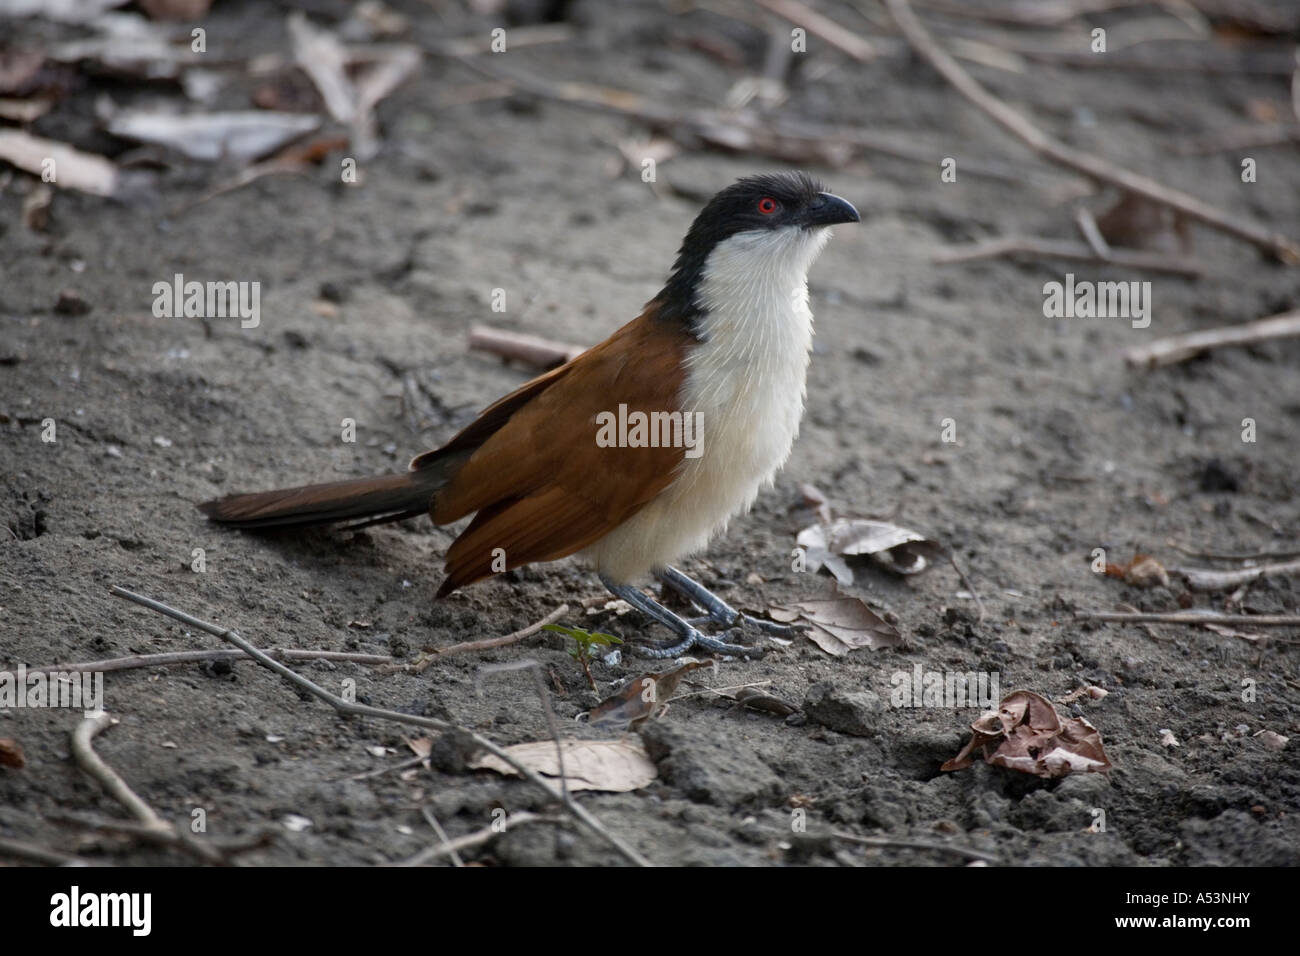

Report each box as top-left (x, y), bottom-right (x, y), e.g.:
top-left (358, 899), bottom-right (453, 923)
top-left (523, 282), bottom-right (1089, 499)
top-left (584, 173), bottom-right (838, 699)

top-left (804, 191), bottom-right (860, 228)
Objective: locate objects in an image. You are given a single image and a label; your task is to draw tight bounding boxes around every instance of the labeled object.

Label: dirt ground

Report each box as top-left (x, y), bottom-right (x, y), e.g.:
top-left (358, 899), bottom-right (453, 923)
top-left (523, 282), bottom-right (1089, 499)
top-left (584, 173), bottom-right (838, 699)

top-left (2, 0), bottom-right (1299, 867)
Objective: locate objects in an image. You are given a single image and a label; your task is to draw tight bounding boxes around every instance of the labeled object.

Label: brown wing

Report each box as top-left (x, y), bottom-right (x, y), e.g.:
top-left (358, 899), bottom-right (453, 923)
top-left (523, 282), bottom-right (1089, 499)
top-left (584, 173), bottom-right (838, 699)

top-left (432, 309), bottom-right (689, 595)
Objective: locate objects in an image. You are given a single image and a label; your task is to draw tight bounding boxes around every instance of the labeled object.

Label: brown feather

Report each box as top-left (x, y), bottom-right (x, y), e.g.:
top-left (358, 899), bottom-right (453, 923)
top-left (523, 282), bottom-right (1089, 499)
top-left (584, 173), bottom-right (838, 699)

top-left (433, 308), bottom-right (689, 592)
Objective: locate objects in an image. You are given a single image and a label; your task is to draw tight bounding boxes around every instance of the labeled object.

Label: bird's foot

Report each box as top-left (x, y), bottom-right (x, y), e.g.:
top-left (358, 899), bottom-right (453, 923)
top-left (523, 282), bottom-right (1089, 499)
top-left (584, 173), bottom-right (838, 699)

top-left (633, 626), bottom-right (764, 659)
top-left (686, 612), bottom-right (806, 637)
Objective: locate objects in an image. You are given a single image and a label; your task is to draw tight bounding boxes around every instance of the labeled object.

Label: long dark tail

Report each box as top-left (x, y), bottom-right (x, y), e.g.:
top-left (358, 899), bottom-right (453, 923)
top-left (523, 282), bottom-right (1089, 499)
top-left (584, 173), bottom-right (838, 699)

top-left (198, 467), bottom-right (448, 530)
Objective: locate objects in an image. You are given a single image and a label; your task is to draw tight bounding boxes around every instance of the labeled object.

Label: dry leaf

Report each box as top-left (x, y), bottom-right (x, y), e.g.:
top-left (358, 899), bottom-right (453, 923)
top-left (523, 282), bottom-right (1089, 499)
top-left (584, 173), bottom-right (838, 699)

top-left (770, 596), bottom-right (901, 656)
top-left (1096, 191), bottom-right (1193, 255)
top-left (1104, 553), bottom-right (1170, 588)
top-left (588, 659), bottom-right (714, 730)
top-left (0, 129), bottom-right (120, 196)
top-left (797, 518), bottom-right (944, 585)
top-left (1254, 730), bottom-right (1288, 751)
top-left (470, 738), bottom-right (657, 792)
top-left (1159, 728), bottom-right (1180, 748)
top-left (0, 738), bottom-right (25, 769)
top-left (1057, 685), bottom-right (1109, 704)
top-left (106, 110), bottom-right (321, 162)
top-left (942, 690), bottom-right (1112, 778)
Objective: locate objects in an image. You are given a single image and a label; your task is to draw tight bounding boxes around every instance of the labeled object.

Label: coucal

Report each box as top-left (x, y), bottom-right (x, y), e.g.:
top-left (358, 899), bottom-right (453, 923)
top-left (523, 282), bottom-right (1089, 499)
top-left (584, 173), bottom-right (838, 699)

top-left (200, 171), bottom-right (860, 657)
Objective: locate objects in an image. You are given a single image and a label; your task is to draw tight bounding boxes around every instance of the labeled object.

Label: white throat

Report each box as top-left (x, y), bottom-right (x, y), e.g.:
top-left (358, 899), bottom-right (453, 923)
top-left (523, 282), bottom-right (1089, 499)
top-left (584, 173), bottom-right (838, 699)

top-left (584, 225), bottom-right (832, 582)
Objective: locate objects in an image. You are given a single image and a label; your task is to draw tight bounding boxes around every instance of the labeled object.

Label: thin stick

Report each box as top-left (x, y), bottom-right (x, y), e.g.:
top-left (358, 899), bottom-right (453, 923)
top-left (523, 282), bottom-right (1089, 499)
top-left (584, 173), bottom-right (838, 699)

top-left (1173, 559), bottom-right (1300, 592)
top-left (833, 830), bottom-right (1001, 864)
top-left (948, 554), bottom-right (986, 623)
top-left (884, 0), bottom-right (1300, 263)
top-left (1166, 541), bottom-right (1300, 562)
top-left (420, 805), bottom-right (463, 867)
top-left (934, 236), bottom-right (1204, 277)
top-left (109, 587), bottom-right (649, 867)
top-left (402, 604), bottom-right (568, 673)
top-left (1076, 610), bottom-right (1300, 627)
top-left (71, 713), bottom-right (170, 833)
top-left (396, 811), bottom-right (555, 866)
top-left (0, 835), bottom-right (92, 866)
top-left (1122, 309), bottom-right (1300, 368)
top-left (469, 325), bottom-right (584, 370)
top-left (23, 647), bottom-right (395, 676)
top-left (754, 0), bottom-right (876, 61)
top-left (1073, 206), bottom-right (1112, 260)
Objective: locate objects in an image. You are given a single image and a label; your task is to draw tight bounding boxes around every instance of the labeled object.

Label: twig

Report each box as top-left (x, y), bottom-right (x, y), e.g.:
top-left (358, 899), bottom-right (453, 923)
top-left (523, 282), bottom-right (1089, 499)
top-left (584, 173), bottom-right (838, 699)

top-left (884, 0), bottom-right (1300, 263)
top-left (948, 554), bottom-right (986, 623)
top-left (48, 812), bottom-right (273, 862)
top-left (399, 604), bottom-right (568, 674)
top-left (24, 647), bottom-right (396, 676)
top-left (71, 713), bottom-right (170, 834)
top-left (833, 830), bottom-right (1001, 864)
top-left (1076, 610), bottom-right (1300, 627)
top-left (468, 325), bottom-right (584, 370)
top-left (1073, 206), bottom-right (1112, 259)
top-left (0, 835), bottom-right (93, 866)
top-left (1172, 559), bottom-right (1300, 592)
top-left (442, 53), bottom-right (1045, 184)
top-left (395, 811), bottom-right (557, 866)
top-left (476, 659), bottom-right (569, 808)
top-left (1167, 541), bottom-right (1300, 562)
top-left (1122, 309), bottom-right (1300, 368)
top-left (754, 0), bottom-right (876, 61)
top-left (109, 587), bottom-right (649, 867)
top-left (420, 805), bottom-right (463, 867)
top-left (934, 236), bottom-right (1204, 277)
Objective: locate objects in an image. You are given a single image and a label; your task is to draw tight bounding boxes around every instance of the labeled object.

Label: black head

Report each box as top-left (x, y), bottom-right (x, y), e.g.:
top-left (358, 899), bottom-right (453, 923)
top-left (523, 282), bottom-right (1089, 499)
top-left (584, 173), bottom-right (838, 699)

top-left (654, 171), bottom-right (860, 332)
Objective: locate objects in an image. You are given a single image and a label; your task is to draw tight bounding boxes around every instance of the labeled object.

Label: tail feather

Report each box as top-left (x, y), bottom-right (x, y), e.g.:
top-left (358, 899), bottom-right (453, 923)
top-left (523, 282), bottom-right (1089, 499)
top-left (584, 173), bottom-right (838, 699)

top-left (199, 469), bottom-right (445, 530)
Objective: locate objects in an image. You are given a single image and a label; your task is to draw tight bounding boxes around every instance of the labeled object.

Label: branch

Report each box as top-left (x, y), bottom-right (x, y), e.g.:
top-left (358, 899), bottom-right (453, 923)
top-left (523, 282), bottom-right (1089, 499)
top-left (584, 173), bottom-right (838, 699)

top-left (1121, 309), bottom-right (1300, 368)
top-left (884, 0), bottom-right (1300, 263)
top-left (1075, 610), bottom-right (1300, 627)
top-left (109, 586), bottom-right (649, 867)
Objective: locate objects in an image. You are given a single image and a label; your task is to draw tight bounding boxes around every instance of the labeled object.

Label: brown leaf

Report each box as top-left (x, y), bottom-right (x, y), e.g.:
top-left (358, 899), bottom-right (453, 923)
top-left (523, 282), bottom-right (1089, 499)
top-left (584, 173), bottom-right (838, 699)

top-left (797, 519), bottom-right (944, 584)
top-left (772, 597), bottom-right (902, 656)
top-left (1096, 191), bottom-right (1193, 255)
top-left (469, 738), bottom-right (656, 792)
top-left (0, 738), bottom-right (25, 769)
top-left (588, 659), bottom-right (714, 730)
top-left (942, 690), bottom-right (1111, 778)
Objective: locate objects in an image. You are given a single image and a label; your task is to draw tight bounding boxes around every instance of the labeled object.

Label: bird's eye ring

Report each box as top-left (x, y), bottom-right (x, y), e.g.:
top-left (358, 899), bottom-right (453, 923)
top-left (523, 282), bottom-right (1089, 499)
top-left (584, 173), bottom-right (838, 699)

top-left (757, 197), bottom-right (778, 215)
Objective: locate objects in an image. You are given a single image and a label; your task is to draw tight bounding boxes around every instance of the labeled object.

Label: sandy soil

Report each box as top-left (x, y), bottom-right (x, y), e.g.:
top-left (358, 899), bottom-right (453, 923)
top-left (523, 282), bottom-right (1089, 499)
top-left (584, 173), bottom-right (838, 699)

top-left (2, 0), bottom-right (1299, 866)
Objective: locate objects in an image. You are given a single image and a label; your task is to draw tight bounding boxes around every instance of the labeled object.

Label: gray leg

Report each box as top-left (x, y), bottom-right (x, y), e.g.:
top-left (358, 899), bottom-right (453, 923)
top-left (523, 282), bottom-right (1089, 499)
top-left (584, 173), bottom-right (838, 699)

top-left (657, 566), bottom-right (804, 637)
top-left (600, 575), bottom-right (757, 659)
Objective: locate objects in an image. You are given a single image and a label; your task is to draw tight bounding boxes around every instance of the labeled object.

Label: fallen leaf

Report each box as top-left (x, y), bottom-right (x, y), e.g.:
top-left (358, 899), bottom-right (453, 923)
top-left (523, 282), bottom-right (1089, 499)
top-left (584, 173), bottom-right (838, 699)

top-left (1057, 685), bottom-right (1109, 704)
top-left (0, 738), bottom-right (25, 769)
top-left (106, 110), bottom-right (321, 162)
top-left (1103, 553), bottom-right (1170, 588)
top-left (588, 659), bottom-right (714, 730)
top-left (771, 596), bottom-right (901, 656)
top-left (797, 518), bottom-right (944, 585)
top-left (0, 129), bottom-right (121, 196)
top-left (469, 738), bottom-right (656, 792)
top-left (1255, 730), bottom-right (1288, 751)
top-left (942, 690), bottom-right (1112, 778)
top-left (1159, 728), bottom-right (1180, 749)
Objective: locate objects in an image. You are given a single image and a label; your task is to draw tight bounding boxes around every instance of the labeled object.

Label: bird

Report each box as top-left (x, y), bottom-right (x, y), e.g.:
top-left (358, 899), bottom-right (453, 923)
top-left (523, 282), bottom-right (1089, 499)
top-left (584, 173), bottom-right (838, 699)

top-left (200, 171), bottom-right (860, 658)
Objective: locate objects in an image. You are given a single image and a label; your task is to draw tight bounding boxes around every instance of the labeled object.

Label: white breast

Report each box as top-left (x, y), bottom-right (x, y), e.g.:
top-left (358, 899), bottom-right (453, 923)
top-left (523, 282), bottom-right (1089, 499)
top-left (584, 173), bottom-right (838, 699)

top-left (584, 226), bottom-right (832, 582)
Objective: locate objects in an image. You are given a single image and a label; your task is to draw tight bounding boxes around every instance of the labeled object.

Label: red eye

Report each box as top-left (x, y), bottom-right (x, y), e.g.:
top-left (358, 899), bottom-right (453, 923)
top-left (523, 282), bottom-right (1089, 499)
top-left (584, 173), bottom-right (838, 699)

top-left (757, 197), bottom-right (777, 215)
